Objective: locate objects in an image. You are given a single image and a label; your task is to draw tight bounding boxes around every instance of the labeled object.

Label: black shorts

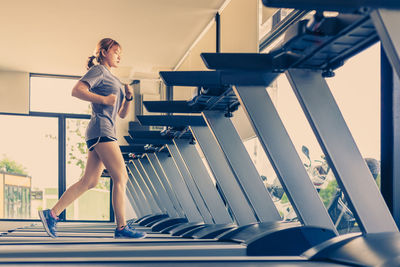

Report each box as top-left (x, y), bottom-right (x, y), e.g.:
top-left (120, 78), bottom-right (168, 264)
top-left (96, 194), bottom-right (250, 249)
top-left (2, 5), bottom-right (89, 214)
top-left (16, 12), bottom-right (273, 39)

top-left (86, 136), bottom-right (117, 151)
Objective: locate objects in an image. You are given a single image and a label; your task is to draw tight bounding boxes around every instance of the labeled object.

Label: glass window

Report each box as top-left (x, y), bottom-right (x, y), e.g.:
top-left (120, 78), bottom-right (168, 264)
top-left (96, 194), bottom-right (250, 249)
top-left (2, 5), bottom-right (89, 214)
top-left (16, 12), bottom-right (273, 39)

top-left (252, 43), bottom-right (381, 234)
top-left (326, 43), bottom-right (381, 187)
top-left (0, 115), bottom-right (58, 219)
top-left (266, 73), bottom-right (358, 233)
top-left (65, 118), bottom-right (110, 221)
top-left (1, 74), bottom-right (109, 222)
top-left (30, 76), bottom-right (91, 115)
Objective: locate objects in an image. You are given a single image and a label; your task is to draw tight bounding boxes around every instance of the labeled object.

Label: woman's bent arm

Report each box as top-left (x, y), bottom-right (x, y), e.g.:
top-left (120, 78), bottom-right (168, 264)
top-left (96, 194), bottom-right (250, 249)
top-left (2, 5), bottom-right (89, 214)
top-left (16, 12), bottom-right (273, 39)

top-left (118, 99), bottom-right (131, 118)
top-left (72, 81), bottom-right (116, 106)
top-left (118, 84), bottom-right (133, 118)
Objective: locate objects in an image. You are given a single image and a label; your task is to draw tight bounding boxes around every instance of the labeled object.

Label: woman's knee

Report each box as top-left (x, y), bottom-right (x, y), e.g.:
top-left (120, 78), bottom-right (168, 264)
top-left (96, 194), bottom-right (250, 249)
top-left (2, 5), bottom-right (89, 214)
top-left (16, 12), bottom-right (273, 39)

top-left (112, 172), bottom-right (128, 185)
top-left (87, 180), bottom-right (99, 190)
top-left (80, 176), bottom-right (100, 190)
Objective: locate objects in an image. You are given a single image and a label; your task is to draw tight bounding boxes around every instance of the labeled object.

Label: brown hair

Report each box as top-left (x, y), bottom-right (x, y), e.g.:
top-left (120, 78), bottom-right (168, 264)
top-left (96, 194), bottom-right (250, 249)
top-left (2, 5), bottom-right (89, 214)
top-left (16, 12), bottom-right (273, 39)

top-left (87, 38), bottom-right (121, 70)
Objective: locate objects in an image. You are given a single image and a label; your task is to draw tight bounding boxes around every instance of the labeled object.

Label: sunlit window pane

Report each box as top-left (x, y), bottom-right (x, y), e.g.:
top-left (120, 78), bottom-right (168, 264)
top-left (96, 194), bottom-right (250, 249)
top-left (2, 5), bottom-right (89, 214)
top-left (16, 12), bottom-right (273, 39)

top-left (327, 43), bottom-right (381, 184)
top-left (0, 115), bottom-right (58, 219)
top-left (256, 43), bottom-right (381, 234)
top-left (30, 76), bottom-right (91, 115)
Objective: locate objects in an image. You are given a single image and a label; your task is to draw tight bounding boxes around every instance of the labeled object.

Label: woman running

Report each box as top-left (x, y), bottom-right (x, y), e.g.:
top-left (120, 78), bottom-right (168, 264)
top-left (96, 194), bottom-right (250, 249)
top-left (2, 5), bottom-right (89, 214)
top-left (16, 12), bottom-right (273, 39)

top-left (39, 38), bottom-right (146, 239)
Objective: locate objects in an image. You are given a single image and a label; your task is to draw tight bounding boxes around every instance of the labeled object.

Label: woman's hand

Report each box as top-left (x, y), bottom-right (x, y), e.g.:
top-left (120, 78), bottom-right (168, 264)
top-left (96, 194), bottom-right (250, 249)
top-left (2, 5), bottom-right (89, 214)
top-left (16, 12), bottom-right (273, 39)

top-left (103, 94), bottom-right (117, 106)
top-left (124, 84), bottom-right (133, 100)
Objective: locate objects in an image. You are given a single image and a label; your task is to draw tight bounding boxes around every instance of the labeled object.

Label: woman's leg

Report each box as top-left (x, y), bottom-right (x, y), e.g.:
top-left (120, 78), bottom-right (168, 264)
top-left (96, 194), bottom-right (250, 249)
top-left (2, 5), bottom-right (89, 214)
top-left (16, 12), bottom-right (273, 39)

top-left (51, 149), bottom-right (104, 216)
top-left (93, 141), bottom-right (128, 229)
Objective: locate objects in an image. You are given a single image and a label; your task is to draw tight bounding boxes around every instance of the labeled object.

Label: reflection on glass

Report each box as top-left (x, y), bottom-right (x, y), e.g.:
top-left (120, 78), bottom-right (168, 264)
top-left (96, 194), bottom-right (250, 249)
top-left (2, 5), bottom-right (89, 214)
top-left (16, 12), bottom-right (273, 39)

top-left (0, 115), bottom-right (58, 219)
top-left (65, 118), bottom-right (110, 221)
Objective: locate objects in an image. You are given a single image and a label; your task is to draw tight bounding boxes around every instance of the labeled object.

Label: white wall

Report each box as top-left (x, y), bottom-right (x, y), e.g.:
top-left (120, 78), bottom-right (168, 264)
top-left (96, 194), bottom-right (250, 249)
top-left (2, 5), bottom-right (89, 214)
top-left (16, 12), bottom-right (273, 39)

top-left (175, 23), bottom-right (217, 100)
top-left (220, 0), bottom-right (259, 140)
top-left (173, 0), bottom-right (260, 140)
top-left (0, 71), bottom-right (29, 114)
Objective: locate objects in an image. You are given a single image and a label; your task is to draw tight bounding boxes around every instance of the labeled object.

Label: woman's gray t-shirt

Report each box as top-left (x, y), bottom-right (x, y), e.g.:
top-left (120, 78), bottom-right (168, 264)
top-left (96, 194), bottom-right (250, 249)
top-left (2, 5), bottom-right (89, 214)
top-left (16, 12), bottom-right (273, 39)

top-left (79, 65), bottom-right (125, 141)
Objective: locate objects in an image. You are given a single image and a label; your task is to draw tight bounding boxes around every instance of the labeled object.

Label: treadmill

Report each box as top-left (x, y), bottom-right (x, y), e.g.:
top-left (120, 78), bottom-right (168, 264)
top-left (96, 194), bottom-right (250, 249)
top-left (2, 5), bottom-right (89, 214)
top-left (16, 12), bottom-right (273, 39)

top-left (1, 0), bottom-right (400, 265)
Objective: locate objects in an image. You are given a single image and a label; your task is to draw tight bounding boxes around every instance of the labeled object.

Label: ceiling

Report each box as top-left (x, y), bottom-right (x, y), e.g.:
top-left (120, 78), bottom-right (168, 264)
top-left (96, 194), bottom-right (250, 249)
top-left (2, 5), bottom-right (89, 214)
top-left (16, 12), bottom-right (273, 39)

top-left (0, 0), bottom-right (227, 80)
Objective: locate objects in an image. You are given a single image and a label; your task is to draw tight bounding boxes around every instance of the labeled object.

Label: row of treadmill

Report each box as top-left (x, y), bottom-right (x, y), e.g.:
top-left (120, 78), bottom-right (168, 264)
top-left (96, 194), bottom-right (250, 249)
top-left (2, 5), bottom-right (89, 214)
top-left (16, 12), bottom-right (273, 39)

top-left (2, 1), bottom-right (400, 266)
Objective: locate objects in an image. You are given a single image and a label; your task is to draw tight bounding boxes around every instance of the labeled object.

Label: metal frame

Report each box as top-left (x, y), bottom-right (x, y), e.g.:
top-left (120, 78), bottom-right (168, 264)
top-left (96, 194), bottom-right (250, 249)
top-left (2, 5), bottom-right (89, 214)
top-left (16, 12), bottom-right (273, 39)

top-left (232, 85), bottom-right (336, 232)
top-left (146, 153), bottom-right (185, 217)
top-left (126, 166), bottom-right (152, 216)
top-left (124, 177), bottom-right (143, 218)
top-left (173, 139), bottom-right (232, 224)
top-left (190, 125), bottom-right (258, 226)
top-left (127, 161), bottom-right (162, 214)
top-left (215, 12), bottom-right (220, 53)
top-left (371, 9), bottom-right (400, 79)
top-left (139, 157), bottom-right (179, 217)
top-left (154, 153), bottom-right (203, 222)
top-left (132, 159), bottom-right (166, 213)
top-left (202, 110), bottom-right (282, 223)
top-left (286, 68), bottom-right (398, 233)
top-left (381, 47), bottom-right (400, 229)
top-left (58, 115), bottom-right (67, 221)
top-left (167, 144), bottom-right (214, 224)
top-left (372, 8), bottom-right (400, 229)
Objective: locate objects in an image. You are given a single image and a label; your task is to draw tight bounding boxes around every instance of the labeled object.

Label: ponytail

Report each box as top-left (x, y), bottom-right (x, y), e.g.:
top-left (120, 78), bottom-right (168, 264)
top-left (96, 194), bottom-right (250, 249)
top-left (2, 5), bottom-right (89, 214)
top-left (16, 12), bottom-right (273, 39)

top-left (86, 56), bottom-right (96, 70)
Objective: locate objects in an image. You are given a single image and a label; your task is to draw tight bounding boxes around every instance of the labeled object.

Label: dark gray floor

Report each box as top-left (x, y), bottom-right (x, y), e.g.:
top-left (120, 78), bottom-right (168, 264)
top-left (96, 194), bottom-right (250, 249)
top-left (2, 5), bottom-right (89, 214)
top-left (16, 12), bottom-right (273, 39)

top-left (0, 222), bottom-right (351, 266)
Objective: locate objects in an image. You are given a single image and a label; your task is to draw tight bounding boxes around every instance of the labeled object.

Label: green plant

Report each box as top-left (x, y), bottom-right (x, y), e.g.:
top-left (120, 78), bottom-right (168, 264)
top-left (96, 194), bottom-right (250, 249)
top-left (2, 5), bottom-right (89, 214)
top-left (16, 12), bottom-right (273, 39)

top-left (0, 155), bottom-right (28, 175)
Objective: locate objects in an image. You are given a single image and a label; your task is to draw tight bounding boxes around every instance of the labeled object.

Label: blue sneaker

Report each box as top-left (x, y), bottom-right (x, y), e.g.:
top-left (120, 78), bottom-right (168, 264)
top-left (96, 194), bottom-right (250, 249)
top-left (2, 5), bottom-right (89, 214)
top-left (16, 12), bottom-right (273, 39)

top-left (114, 225), bottom-right (146, 239)
top-left (38, 209), bottom-right (58, 238)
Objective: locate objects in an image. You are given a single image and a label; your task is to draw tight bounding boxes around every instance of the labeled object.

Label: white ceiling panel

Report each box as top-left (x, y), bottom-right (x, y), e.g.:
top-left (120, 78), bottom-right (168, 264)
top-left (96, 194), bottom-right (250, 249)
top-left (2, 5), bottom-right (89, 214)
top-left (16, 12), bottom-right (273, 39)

top-left (0, 0), bottom-right (227, 78)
